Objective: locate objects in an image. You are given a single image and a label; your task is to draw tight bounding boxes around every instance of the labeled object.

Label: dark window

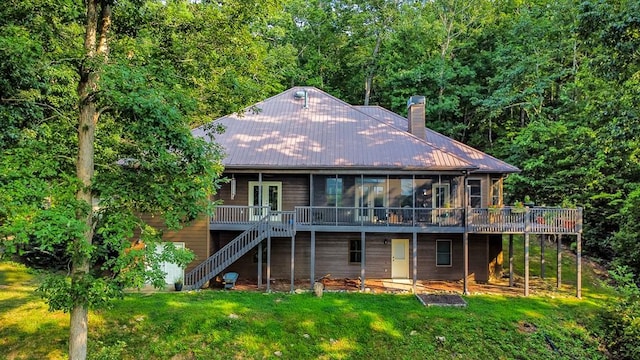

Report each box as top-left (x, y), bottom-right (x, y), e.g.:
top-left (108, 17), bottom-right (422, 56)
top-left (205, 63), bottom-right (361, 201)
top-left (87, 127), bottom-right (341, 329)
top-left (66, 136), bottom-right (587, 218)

top-left (468, 180), bottom-right (482, 208)
top-left (326, 177), bottom-right (343, 206)
top-left (349, 240), bottom-right (362, 263)
top-left (436, 240), bottom-right (452, 266)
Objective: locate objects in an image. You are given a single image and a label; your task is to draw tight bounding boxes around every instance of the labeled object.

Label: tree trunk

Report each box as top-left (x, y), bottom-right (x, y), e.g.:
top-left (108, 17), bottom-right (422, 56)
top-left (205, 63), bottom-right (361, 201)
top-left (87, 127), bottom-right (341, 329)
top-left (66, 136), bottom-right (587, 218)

top-left (69, 305), bottom-right (89, 360)
top-left (364, 33), bottom-right (382, 106)
top-left (70, 1), bottom-right (110, 359)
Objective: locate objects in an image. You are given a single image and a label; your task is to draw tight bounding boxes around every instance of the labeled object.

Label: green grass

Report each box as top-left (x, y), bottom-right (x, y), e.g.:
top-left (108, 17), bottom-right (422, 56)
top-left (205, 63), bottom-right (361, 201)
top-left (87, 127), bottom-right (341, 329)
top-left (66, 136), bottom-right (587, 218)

top-left (0, 239), bottom-right (614, 359)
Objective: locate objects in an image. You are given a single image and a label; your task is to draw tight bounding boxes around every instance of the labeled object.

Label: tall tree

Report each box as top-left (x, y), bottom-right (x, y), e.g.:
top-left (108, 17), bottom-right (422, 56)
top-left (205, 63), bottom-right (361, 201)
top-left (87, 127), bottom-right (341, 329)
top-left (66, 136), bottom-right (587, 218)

top-left (71, 1), bottom-right (110, 356)
top-left (1, 0), bottom-right (287, 358)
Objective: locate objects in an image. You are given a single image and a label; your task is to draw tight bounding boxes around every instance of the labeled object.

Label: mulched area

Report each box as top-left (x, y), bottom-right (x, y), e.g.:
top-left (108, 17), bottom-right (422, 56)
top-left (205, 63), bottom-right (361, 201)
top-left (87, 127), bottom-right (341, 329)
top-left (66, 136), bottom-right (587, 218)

top-left (198, 273), bottom-right (581, 298)
top-left (221, 277), bottom-right (529, 295)
top-left (416, 293), bottom-right (467, 307)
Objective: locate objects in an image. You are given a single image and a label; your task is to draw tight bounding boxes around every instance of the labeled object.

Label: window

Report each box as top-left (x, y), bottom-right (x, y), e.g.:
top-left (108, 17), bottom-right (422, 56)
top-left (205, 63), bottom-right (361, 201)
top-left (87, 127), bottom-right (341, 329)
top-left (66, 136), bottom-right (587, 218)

top-left (432, 183), bottom-right (450, 208)
top-left (491, 177), bottom-right (502, 206)
top-left (349, 240), bottom-right (361, 263)
top-left (326, 177), bottom-right (343, 206)
top-left (399, 178), bottom-right (414, 207)
top-left (436, 240), bottom-right (452, 266)
top-left (468, 179), bottom-right (482, 208)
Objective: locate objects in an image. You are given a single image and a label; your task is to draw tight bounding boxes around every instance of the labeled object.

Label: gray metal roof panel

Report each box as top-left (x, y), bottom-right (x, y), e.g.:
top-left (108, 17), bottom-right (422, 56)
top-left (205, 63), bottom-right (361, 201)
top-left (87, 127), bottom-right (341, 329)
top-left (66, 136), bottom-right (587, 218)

top-left (355, 105), bottom-right (520, 174)
top-left (193, 87), bottom-right (478, 171)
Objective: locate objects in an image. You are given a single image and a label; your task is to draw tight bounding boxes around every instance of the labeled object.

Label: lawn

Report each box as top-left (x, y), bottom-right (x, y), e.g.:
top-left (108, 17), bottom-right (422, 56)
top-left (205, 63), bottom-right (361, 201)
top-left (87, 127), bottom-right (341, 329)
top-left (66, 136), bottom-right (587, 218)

top-left (0, 237), bottom-right (612, 359)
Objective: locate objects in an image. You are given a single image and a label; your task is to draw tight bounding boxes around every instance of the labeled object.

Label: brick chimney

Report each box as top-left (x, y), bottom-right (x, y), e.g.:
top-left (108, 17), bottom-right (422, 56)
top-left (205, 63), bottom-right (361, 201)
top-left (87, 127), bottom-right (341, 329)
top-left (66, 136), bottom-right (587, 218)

top-left (407, 95), bottom-right (426, 140)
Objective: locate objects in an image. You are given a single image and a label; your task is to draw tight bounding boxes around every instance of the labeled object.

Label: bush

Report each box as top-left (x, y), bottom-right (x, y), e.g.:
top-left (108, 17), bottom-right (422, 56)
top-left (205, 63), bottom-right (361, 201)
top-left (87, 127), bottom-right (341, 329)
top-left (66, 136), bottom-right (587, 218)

top-left (597, 266), bottom-right (640, 359)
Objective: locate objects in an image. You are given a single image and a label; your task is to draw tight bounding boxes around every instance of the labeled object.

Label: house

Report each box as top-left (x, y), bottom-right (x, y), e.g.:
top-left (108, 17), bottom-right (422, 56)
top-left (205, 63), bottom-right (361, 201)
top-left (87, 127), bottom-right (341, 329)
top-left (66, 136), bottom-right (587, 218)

top-left (163, 87), bottom-right (583, 296)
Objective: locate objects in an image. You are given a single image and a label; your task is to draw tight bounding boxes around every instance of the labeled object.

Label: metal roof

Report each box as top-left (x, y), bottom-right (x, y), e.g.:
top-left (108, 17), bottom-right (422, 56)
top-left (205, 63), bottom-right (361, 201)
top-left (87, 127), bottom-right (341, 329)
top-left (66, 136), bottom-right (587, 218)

top-left (355, 106), bottom-right (520, 174)
top-left (193, 87), bottom-right (513, 173)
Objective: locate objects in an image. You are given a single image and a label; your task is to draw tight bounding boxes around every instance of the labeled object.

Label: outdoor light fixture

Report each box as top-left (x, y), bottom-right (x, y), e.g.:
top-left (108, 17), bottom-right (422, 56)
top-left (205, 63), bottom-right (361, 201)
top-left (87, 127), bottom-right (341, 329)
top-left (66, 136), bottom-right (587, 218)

top-left (230, 175), bottom-right (237, 200)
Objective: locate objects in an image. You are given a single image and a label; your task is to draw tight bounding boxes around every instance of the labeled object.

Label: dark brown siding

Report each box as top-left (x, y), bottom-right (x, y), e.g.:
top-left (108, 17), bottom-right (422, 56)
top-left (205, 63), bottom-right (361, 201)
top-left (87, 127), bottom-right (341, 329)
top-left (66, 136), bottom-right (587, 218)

top-left (215, 232), bottom-right (312, 281)
top-left (416, 235), bottom-right (463, 280)
top-left (468, 234), bottom-right (489, 282)
top-left (314, 233), bottom-right (363, 278)
top-left (139, 214), bottom-right (209, 273)
top-left (211, 231), bottom-right (498, 283)
top-left (215, 174), bottom-right (309, 210)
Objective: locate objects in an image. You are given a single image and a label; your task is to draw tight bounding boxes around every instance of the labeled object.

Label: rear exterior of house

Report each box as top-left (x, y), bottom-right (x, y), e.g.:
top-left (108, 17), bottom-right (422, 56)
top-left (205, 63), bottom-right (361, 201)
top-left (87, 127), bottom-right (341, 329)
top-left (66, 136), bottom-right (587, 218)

top-left (163, 87), bottom-right (582, 295)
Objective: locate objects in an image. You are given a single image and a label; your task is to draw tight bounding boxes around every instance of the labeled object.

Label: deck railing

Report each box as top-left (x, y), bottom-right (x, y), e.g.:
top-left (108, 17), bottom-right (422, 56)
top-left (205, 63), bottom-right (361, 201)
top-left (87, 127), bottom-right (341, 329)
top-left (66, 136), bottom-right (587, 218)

top-left (210, 205), bottom-right (582, 234)
top-left (210, 205), bottom-right (269, 224)
top-left (467, 207), bottom-right (582, 233)
top-left (186, 214), bottom-right (271, 290)
top-left (294, 206), bottom-right (464, 227)
top-left (269, 211), bottom-right (296, 236)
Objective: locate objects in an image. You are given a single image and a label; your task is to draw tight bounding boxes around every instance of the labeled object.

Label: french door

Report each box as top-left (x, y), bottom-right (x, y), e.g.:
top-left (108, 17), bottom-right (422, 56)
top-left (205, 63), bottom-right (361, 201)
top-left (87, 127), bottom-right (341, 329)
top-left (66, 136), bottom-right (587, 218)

top-left (248, 181), bottom-right (282, 220)
top-left (432, 183), bottom-right (451, 223)
top-left (356, 178), bottom-right (386, 222)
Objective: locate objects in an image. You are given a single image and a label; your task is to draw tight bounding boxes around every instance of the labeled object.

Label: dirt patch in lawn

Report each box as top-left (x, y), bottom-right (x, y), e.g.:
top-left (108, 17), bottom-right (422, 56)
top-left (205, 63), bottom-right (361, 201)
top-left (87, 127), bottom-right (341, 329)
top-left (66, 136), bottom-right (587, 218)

top-left (223, 277), bottom-right (538, 296)
top-left (416, 293), bottom-right (467, 307)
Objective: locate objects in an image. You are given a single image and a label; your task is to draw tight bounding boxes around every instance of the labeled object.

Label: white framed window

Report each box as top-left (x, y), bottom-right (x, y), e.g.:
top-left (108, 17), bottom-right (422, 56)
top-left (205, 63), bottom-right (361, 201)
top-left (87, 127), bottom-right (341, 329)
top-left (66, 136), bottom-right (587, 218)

top-left (490, 177), bottom-right (502, 206)
top-left (468, 179), bottom-right (482, 208)
top-left (432, 183), bottom-right (450, 208)
top-left (436, 239), bottom-right (452, 267)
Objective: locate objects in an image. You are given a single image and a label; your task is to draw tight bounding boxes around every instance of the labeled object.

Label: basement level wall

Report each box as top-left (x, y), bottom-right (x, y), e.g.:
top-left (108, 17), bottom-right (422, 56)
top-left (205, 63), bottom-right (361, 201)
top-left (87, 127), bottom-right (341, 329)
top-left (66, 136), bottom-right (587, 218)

top-left (211, 231), bottom-right (500, 283)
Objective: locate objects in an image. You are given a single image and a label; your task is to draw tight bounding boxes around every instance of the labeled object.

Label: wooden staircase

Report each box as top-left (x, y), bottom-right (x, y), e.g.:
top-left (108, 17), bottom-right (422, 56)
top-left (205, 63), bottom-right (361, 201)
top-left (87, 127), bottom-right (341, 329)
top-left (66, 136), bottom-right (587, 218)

top-left (185, 211), bottom-right (295, 290)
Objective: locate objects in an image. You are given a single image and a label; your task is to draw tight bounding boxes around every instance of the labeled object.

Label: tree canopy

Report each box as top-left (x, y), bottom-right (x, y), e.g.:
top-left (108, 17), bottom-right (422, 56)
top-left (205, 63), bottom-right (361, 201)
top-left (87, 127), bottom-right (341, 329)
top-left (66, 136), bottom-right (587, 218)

top-left (1, 0), bottom-right (639, 358)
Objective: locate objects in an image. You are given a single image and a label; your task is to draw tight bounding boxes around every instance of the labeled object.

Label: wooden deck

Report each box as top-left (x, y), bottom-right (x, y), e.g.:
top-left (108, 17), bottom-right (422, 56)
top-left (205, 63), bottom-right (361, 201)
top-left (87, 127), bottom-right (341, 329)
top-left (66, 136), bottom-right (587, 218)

top-left (209, 206), bottom-right (582, 235)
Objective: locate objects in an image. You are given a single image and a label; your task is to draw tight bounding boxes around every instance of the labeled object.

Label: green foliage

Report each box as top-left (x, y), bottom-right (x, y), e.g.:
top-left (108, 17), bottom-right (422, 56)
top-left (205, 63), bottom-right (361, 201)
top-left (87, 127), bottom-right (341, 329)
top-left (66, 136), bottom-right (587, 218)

top-left (37, 274), bottom-right (125, 313)
top-left (612, 187), bottom-right (640, 271)
top-left (1, 2), bottom-right (640, 355)
top-left (596, 266), bottom-right (640, 359)
top-left (0, 0), bottom-right (288, 316)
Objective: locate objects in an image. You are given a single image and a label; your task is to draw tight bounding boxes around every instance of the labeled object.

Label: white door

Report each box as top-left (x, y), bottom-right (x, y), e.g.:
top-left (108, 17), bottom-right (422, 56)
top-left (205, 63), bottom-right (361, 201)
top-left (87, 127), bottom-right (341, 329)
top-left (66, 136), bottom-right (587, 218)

top-left (391, 239), bottom-right (409, 278)
top-left (157, 242), bottom-right (185, 285)
top-left (248, 181), bottom-right (282, 220)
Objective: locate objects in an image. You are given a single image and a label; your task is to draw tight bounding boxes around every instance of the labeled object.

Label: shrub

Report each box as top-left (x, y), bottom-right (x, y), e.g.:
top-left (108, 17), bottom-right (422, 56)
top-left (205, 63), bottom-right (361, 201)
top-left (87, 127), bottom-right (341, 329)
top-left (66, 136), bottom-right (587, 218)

top-left (597, 266), bottom-right (640, 359)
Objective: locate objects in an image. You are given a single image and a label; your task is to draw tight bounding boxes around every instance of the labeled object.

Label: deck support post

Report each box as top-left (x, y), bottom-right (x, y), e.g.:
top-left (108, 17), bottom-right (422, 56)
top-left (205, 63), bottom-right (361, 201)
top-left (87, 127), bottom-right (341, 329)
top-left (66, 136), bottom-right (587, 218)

top-left (290, 234), bottom-right (295, 293)
top-left (462, 171), bottom-right (469, 296)
top-left (463, 232), bottom-right (469, 295)
top-left (310, 230), bottom-right (316, 289)
top-left (266, 233), bottom-right (271, 292)
top-left (540, 235), bottom-right (546, 279)
top-left (576, 233), bottom-right (582, 299)
top-left (556, 235), bottom-right (562, 289)
top-left (360, 231), bottom-right (366, 291)
top-left (508, 234), bottom-right (514, 287)
top-left (524, 233), bottom-right (530, 296)
top-left (257, 241), bottom-right (263, 289)
top-left (412, 232), bottom-right (417, 293)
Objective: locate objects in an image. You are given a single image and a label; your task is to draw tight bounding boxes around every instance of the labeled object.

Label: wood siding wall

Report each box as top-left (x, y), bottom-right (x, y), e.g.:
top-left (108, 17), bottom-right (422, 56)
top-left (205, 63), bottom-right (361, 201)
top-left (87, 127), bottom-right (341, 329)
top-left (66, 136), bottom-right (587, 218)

top-left (138, 214), bottom-right (209, 273)
top-left (211, 231), bottom-right (501, 283)
top-left (216, 174), bottom-right (310, 210)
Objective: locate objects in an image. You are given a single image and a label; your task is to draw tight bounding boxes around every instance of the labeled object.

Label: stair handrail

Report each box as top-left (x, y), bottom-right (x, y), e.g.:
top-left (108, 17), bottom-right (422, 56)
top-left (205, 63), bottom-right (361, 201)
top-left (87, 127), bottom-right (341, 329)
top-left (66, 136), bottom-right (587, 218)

top-left (184, 214), bottom-right (270, 290)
